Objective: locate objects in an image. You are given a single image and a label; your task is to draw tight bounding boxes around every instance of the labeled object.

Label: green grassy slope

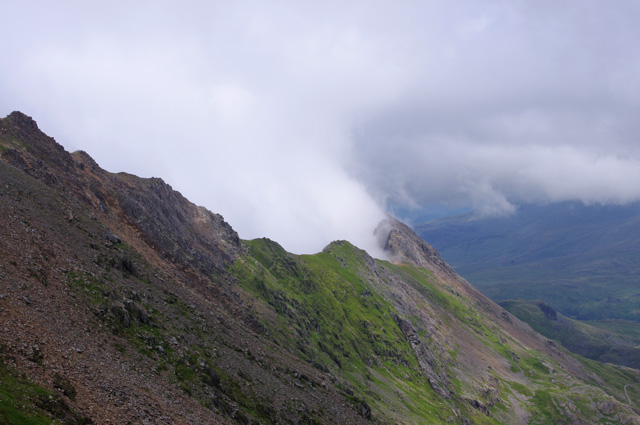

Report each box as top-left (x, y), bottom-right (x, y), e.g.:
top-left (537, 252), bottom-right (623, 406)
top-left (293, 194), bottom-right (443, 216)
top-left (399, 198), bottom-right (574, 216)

top-left (232, 239), bottom-right (450, 424)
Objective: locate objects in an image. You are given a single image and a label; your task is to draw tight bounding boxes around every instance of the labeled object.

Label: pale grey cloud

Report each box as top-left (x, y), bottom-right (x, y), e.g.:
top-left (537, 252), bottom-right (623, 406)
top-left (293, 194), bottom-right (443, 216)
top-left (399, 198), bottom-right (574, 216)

top-left (350, 0), bottom-right (640, 216)
top-left (2, 1), bottom-right (640, 255)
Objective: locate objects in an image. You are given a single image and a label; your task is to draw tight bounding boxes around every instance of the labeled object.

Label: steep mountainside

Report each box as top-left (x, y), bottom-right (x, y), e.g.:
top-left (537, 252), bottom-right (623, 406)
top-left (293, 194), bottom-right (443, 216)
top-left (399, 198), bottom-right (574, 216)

top-left (415, 203), bottom-right (640, 322)
top-left (1, 111), bottom-right (639, 424)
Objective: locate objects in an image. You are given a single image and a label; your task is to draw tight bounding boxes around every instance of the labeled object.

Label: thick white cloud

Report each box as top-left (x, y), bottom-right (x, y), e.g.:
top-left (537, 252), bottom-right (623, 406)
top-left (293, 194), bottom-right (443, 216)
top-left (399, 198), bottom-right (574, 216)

top-left (349, 0), bottom-right (640, 215)
top-left (2, 1), bottom-right (640, 254)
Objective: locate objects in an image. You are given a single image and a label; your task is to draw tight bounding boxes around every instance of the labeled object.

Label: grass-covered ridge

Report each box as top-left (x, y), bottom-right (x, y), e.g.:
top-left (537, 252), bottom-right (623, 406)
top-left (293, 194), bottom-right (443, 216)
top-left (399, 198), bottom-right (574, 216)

top-left (233, 239), bottom-right (453, 423)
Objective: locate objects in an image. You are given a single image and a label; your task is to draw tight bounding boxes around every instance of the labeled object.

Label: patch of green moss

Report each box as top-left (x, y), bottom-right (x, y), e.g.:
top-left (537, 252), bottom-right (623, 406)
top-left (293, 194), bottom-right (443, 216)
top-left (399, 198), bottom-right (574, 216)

top-left (0, 353), bottom-right (89, 425)
top-left (175, 362), bottom-right (198, 382)
top-left (508, 380), bottom-right (532, 397)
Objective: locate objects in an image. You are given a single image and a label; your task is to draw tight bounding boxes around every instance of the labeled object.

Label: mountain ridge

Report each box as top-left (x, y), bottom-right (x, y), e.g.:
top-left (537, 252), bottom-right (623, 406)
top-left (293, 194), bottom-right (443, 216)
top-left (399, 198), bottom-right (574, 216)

top-left (1, 111), bottom-right (639, 424)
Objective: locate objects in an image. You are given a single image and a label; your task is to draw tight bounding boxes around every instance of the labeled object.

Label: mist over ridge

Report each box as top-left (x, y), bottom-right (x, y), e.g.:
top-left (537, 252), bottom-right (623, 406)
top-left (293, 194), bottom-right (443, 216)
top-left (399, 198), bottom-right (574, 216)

top-left (3, 0), bottom-right (640, 255)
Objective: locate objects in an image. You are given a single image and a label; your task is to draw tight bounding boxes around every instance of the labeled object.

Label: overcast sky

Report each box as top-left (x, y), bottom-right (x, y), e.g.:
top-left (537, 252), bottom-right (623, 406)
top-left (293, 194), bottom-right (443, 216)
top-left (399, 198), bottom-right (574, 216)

top-left (2, 1), bottom-right (640, 256)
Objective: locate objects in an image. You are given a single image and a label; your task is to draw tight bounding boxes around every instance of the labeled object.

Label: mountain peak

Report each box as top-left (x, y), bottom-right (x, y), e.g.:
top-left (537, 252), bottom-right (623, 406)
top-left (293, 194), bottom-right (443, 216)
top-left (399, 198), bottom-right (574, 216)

top-left (1, 111), bottom-right (73, 178)
top-left (5, 110), bottom-right (40, 131)
top-left (376, 216), bottom-right (457, 281)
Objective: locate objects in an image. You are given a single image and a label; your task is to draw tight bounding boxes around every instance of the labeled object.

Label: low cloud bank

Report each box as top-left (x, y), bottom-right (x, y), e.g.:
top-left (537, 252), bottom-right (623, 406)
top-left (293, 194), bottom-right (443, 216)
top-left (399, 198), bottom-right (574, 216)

top-left (2, 1), bottom-right (640, 255)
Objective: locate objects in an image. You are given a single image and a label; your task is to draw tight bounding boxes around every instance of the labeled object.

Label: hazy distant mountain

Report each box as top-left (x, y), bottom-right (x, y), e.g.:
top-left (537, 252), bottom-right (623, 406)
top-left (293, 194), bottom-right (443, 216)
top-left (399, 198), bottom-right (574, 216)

top-left (1, 112), bottom-right (639, 424)
top-left (415, 202), bottom-right (640, 321)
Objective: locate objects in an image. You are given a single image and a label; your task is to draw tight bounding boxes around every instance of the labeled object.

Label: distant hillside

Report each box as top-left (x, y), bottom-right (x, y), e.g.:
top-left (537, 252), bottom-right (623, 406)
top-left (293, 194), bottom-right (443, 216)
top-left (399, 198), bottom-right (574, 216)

top-left (1, 111), bottom-right (639, 424)
top-left (499, 300), bottom-right (640, 369)
top-left (415, 202), bottom-right (640, 321)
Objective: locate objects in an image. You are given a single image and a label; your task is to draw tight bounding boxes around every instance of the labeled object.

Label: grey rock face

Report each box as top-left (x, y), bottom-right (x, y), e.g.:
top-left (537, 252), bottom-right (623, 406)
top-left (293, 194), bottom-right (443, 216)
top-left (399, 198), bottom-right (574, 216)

top-left (375, 216), bottom-right (457, 281)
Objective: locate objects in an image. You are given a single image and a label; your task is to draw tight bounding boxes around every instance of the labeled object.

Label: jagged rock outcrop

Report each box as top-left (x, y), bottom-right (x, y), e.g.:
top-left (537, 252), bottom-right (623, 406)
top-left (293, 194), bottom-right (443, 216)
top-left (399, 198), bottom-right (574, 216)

top-left (376, 216), bottom-right (457, 281)
top-left (1, 112), bottom-right (244, 279)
